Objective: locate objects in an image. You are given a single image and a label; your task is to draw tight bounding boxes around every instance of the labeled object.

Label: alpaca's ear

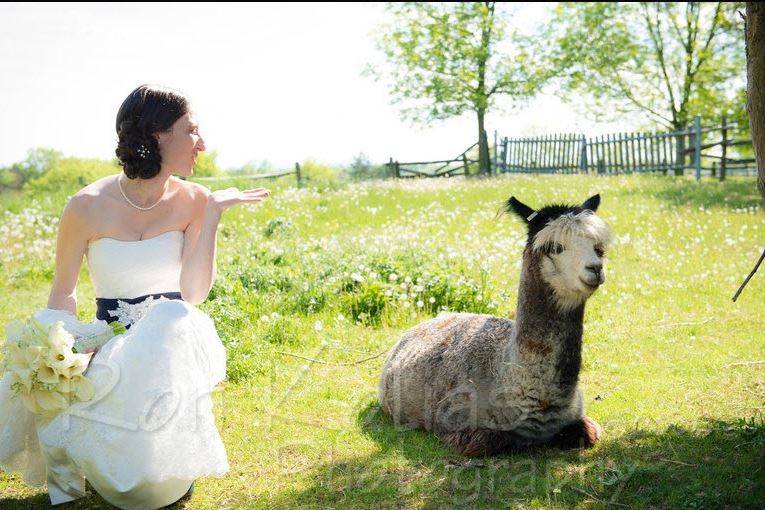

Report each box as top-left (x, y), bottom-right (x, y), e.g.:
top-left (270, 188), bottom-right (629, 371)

top-left (582, 194), bottom-right (600, 212)
top-left (506, 196), bottom-right (535, 223)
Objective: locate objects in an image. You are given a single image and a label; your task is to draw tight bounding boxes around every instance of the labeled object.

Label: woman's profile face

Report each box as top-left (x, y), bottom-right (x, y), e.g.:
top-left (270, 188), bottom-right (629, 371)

top-left (156, 111), bottom-right (206, 177)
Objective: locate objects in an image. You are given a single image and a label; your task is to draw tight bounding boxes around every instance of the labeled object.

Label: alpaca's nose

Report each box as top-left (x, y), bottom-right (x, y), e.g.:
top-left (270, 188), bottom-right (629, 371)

top-left (586, 263), bottom-right (603, 277)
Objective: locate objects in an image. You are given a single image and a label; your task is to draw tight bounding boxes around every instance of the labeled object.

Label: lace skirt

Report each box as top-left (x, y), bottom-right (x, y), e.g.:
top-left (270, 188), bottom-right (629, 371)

top-left (0, 299), bottom-right (229, 509)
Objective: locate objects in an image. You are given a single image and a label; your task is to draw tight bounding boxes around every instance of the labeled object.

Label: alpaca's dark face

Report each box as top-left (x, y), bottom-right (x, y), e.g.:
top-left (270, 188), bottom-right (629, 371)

top-left (507, 194), bottom-right (612, 311)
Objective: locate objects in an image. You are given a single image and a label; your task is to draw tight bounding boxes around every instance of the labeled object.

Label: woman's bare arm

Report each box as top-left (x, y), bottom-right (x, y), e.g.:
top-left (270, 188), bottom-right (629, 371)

top-left (47, 194), bottom-right (93, 315)
top-left (179, 184), bottom-right (270, 305)
top-left (179, 182), bottom-right (218, 305)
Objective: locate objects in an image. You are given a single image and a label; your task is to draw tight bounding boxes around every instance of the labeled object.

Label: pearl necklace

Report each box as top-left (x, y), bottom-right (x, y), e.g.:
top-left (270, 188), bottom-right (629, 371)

top-left (117, 174), bottom-right (167, 211)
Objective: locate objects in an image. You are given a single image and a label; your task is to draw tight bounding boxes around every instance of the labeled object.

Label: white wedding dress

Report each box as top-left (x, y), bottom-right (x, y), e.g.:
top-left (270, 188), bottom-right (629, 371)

top-left (0, 230), bottom-right (229, 509)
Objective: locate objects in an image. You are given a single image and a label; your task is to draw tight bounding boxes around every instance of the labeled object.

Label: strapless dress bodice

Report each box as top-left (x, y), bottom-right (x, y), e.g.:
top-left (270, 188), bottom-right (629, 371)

top-left (86, 230), bottom-right (184, 299)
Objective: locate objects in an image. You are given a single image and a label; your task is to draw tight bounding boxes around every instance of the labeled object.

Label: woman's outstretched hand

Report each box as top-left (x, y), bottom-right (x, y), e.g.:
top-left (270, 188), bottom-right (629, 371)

top-left (206, 187), bottom-right (271, 216)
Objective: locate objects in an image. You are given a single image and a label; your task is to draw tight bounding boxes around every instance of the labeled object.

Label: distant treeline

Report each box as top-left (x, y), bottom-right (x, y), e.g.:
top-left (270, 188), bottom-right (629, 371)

top-left (0, 149), bottom-right (389, 196)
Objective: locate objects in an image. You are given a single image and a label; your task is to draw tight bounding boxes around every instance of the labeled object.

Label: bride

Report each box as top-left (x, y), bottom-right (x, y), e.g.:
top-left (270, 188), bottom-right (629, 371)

top-left (0, 84), bottom-right (270, 508)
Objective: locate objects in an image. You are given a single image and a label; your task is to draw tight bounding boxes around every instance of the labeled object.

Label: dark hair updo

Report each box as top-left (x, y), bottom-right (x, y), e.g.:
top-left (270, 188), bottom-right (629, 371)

top-left (115, 84), bottom-right (189, 179)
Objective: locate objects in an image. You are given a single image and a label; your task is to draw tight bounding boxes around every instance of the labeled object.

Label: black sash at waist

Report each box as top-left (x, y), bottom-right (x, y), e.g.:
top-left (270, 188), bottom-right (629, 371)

top-left (96, 292), bottom-right (183, 328)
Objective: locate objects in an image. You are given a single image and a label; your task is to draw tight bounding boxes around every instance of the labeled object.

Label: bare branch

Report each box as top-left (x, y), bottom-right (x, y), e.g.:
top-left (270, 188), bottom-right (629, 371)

top-left (732, 248), bottom-right (765, 302)
top-left (692, 2), bottom-right (723, 76)
top-left (666, 3), bottom-right (688, 51)
top-left (612, 73), bottom-right (675, 126)
top-left (677, 2), bottom-right (702, 125)
top-left (643, 3), bottom-right (679, 124)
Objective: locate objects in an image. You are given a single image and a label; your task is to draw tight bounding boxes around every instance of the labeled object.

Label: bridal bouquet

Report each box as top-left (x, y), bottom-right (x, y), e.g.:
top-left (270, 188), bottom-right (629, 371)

top-left (1, 315), bottom-right (125, 417)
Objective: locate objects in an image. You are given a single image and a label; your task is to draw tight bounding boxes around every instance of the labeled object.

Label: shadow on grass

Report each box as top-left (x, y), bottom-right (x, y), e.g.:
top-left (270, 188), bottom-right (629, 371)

top-left (267, 402), bottom-right (765, 509)
top-left (0, 481), bottom-right (193, 510)
top-left (3, 405), bottom-right (762, 509)
top-left (629, 176), bottom-right (763, 210)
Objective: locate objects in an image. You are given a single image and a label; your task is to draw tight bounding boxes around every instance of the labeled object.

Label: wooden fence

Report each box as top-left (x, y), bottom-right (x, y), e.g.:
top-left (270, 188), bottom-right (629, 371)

top-left (387, 143), bottom-right (479, 178)
top-left (193, 163), bottom-right (303, 186)
top-left (495, 116), bottom-right (755, 181)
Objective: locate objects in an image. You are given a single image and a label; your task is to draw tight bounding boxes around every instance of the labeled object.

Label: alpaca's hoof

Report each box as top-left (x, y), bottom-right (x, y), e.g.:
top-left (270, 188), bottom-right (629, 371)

top-left (583, 416), bottom-right (602, 446)
top-left (551, 417), bottom-right (602, 450)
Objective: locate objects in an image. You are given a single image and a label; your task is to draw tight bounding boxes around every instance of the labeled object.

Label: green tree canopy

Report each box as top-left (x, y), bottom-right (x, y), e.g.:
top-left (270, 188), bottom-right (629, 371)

top-left (370, 2), bottom-right (544, 174)
top-left (193, 149), bottom-right (222, 177)
top-left (0, 147), bottom-right (63, 190)
top-left (548, 2), bottom-right (745, 131)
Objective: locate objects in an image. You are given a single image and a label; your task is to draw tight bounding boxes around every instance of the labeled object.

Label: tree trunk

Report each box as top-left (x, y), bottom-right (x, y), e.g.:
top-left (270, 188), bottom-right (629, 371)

top-left (746, 3), bottom-right (765, 202)
top-left (674, 131), bottom-right (686, 176)
top-left (475, 2), bottom-right (493, 176)
top-left (477, 109), bottom-right (491, 175)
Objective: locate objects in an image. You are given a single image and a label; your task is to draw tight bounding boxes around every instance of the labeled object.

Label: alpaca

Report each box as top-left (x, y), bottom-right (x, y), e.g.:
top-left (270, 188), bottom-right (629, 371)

top-left (377, 194), bottom-right (611, 456)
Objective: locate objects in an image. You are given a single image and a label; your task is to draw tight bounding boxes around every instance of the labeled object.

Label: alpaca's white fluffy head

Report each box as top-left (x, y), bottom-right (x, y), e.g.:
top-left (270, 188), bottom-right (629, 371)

top-left (533, 211), bottom-right (612, 311)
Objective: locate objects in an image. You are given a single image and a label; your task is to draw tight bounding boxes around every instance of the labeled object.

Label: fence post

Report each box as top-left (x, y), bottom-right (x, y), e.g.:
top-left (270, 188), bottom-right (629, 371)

top-left (388, 157), bottom-right (394, 179)
top-left (693, 116), bottom-right (702, 181)
top-left (720, 115), bottom-right (728, 182)
top-left (295, 162), bottom-right (302, 187)
top-left (395, 161), bottom-right (400, 178)
top-left (462, 154), bottom-right (469, 176)
top-left (503, 137), bottom-right (509, 172)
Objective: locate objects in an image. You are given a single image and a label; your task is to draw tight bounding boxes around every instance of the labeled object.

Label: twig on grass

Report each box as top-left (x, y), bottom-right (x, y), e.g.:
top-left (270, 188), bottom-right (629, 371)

top-left (722, 360), bottom-right (765, 368)
top-left (657, 318), bottom-right (713, 328)
top-left (276, 349), bottom-right (389, 366)
top-left (732, 247), bottom-right (765, 301)
top-left (276, 351), bottom-right (331, 364)
top-left (657, 457), bottom-right (698, 467)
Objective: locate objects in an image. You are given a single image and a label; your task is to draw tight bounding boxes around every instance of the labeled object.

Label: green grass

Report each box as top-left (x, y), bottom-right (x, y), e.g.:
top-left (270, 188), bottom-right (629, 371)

top-left (1, 174), bottom-right (764, 509)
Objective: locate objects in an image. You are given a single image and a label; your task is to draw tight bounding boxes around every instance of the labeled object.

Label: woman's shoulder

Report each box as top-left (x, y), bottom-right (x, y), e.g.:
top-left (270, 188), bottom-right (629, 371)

top-left (66, 174), bottom-right (119, 213)
top-left (172, 177), bottom-right (211, 211)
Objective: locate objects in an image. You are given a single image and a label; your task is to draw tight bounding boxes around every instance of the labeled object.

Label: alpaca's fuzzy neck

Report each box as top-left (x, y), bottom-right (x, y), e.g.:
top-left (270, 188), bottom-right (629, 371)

top-left (507, 249), bottom-right (585, 391)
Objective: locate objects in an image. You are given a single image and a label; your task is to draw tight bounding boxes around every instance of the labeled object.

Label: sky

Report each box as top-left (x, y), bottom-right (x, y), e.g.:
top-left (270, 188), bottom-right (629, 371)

top-left (0, 2), bottom-right (629, 170)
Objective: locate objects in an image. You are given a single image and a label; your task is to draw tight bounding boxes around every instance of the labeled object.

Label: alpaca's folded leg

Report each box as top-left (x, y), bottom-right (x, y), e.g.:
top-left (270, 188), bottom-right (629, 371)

top-left (439, 428), bottom-right (532, 457)
top-left (548, 416), bottom-right (602, 450)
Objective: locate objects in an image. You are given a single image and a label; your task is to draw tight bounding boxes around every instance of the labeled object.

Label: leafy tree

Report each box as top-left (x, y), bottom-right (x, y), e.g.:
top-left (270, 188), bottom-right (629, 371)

top-left (549, 2), bottom-right (745, 132)
top-left (346, 153), bottom-right (387, 181)
top-left (0, 147), bottom-right (62, 190)
top-left (24, 157), bottom-right (119, 195)
top-left (193, 149), bottom-right (221, 177)
top-left (231, 159), bottom-right (275, 175)
top-left (370, 2), bottom-right (542, 174)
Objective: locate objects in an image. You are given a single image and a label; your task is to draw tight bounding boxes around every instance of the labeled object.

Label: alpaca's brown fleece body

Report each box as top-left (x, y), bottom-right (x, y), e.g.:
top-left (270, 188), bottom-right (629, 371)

top-left (378, 197), bottom-right (609, 456)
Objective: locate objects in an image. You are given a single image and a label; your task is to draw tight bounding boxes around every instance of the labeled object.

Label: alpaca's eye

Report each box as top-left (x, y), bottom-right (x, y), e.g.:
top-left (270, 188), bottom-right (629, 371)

top-left (545, 243), bottom-right (564, 255)
top-left (594, 246), bottom-right (605, 257)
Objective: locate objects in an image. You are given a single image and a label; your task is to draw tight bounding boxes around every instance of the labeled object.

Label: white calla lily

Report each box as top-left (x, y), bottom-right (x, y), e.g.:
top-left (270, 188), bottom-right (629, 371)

top-left (31, 389), bottom-right (69, 414)
top-left (10, 368), bottom-right (34, 393)
top-left (46, 321), bottom-right (75, 355)
top-left (24, 345), bottom-right (44, 370)
top-left (70, 375), bottom-right (95, 402)
top-left (4, 319), bottom-right (26, 343)
top-left (44, 348), bottom-right (76, 377)
top-left (36, 364), bottom-right (61, 385)
top-left (5, 343), bottom-right (27, 368)
top-left (2, 313), bottom-right (108, 418)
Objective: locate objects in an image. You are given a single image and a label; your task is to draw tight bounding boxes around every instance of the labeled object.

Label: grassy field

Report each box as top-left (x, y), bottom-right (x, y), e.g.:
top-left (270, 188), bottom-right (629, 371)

top-left (1, 173), bottom-right (764, 509)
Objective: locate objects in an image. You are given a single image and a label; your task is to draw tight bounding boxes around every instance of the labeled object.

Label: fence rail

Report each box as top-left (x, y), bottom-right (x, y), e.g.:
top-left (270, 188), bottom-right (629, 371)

top-left (388, 142), bottom-right (479, 178)
top-left (496, 116), bottom-right (755, 181)
top-left (192, 163), bottom-right (303, 186)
